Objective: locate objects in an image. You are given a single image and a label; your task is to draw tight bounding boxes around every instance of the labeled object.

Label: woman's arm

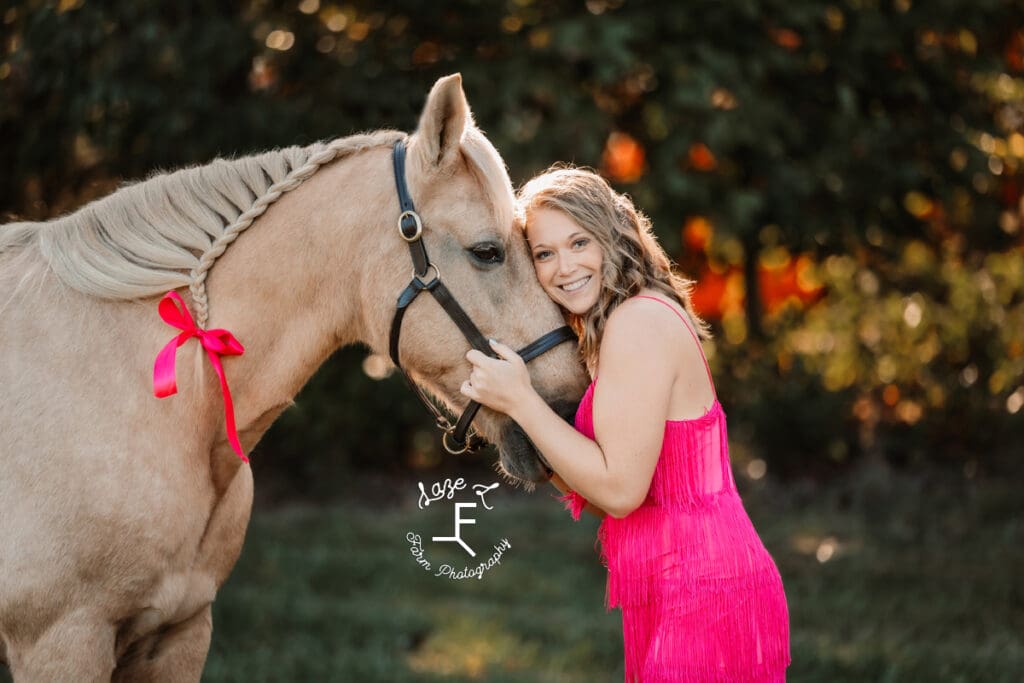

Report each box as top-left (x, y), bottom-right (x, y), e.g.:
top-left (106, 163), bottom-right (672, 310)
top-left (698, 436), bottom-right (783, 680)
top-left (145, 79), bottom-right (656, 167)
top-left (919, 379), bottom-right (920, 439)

top-left (462, 300), bottom-right (677, 518)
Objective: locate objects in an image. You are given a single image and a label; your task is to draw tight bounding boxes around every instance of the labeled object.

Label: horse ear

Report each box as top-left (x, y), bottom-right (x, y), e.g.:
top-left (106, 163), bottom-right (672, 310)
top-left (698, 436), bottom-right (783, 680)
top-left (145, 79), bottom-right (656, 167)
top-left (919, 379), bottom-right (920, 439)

top-left (413, 73), bottom-right (472, 169)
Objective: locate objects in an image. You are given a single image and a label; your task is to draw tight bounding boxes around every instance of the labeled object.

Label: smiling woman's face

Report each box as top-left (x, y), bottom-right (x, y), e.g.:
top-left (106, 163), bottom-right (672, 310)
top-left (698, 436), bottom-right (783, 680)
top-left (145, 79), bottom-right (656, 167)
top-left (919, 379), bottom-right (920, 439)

top-left (525, 207), bottom-right (604, 315)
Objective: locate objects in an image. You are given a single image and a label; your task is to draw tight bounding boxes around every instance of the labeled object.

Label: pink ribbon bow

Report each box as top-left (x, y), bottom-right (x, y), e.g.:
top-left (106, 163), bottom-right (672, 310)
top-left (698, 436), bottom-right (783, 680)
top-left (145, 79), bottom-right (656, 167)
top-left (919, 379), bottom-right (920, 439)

top-left (153, 291), bottom-right (248, 462)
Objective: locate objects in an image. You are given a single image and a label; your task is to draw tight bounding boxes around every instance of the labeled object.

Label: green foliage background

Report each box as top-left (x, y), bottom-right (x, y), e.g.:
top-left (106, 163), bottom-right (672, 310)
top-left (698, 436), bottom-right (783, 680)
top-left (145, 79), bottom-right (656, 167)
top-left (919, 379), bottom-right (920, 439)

top-left (2, 0), bottom-right (1023, 495)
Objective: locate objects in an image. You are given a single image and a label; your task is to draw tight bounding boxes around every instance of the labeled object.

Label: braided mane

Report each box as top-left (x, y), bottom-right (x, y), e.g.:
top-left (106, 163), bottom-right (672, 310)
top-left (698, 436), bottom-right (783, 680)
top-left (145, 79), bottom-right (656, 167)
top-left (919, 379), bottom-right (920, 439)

top-left (0, 130), bottom-right (405, 327)
top-left (1, 123), bottom-right (513, 327)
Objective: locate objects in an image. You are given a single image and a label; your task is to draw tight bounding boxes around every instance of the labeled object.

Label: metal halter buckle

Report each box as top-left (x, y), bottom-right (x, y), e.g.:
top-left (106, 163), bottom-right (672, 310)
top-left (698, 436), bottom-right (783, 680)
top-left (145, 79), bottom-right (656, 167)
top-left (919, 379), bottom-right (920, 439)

top-left (398, 210), bottom-right (423, 242)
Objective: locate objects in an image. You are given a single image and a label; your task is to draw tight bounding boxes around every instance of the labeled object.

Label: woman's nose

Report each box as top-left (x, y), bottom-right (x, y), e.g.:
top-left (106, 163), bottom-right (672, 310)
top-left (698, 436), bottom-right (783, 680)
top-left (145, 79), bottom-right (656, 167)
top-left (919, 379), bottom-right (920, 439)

top-left (556, 252), bottom-right (574, 276)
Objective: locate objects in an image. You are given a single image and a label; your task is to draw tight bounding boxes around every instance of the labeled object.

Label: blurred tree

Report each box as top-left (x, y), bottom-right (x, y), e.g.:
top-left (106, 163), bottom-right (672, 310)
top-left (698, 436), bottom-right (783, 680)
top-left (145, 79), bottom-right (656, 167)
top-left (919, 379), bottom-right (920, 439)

top-left (2, 0), bottom-right (1022, 489)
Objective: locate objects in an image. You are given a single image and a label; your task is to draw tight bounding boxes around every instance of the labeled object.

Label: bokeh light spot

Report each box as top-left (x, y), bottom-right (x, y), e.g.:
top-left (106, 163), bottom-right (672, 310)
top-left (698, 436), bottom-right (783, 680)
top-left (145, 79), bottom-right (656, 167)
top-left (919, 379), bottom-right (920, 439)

top-left (266, 29), bottom-right (295, 51)
top-left (602, 132), bottom-right (646, 183)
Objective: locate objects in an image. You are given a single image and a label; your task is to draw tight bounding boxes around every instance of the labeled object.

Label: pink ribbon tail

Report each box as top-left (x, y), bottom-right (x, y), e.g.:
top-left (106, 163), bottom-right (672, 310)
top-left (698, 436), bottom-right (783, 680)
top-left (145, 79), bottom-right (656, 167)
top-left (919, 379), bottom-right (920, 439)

top-left (153, 291), bottom-right (249, 463)
top-left (153, 332), bottom-right (190, 398)
top-left (202, 346), bottom-right (247, 462)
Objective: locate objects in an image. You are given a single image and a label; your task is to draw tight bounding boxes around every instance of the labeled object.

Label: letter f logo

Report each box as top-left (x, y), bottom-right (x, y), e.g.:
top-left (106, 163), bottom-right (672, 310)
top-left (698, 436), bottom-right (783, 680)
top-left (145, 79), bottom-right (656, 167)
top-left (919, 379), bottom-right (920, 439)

top-left (432, 502), bottom-right (477, 556)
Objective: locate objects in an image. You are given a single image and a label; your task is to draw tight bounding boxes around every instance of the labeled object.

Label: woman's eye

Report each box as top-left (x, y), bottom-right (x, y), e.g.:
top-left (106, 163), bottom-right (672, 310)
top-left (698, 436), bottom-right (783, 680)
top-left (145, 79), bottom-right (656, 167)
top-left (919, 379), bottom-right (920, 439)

top-left (470, 244), bottom-right (504, 264)
top-left (573, 238), bottom-right (590, 249)
top-left (533, 250), bottom-right (552, 261)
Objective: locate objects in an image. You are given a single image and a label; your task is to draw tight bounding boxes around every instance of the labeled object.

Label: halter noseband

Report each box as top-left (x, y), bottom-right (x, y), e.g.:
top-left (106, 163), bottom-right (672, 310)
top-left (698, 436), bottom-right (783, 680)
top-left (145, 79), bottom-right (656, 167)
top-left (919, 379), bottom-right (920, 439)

top-left (387, 139), bottom-right (576, 455)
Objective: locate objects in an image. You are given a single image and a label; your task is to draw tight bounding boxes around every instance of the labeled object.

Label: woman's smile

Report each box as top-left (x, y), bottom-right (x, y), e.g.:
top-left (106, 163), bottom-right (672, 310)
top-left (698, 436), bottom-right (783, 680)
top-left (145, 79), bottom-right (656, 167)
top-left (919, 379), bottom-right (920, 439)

top-left (559, 275), bottom-right (591, 292)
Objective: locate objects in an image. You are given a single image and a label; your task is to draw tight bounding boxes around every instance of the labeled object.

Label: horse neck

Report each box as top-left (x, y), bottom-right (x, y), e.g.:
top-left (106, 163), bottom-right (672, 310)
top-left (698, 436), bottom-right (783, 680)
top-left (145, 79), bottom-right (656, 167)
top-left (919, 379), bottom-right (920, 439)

top-left (198, 147), bottom-right (392, 429)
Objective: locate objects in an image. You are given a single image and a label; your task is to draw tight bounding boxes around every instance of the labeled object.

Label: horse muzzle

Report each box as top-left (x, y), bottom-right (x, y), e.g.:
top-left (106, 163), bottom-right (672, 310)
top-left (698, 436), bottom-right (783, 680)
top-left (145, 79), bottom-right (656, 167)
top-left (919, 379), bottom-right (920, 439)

top-left (496, 399), bottom-right (579, 484)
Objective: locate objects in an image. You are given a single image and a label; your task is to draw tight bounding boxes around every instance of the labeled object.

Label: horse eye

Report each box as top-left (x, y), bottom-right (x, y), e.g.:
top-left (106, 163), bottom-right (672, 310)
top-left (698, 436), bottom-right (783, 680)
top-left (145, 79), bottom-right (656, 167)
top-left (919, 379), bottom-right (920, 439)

top-left (469, 244), bottom-right (504, 265)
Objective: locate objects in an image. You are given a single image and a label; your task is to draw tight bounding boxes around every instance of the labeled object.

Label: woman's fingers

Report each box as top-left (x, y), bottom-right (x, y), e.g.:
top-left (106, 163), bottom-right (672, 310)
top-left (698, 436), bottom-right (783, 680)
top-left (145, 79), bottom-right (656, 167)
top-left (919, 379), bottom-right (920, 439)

top-left (488, 339), bottom-right (524, 365)
top-left (459, 340), bottom-right (535, 415)
top-left (467, 343), bottom-right (523, 369)
top-left (466, 348), bottom-right (490, 366)
top-left (467, 340), bottom-right (525, 366)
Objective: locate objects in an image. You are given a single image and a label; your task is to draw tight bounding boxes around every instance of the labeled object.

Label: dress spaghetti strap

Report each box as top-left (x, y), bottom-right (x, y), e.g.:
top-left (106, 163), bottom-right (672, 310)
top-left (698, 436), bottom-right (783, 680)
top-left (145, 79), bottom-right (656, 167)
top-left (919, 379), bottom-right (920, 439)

top-left (633, 295), bottom-right (717, 400)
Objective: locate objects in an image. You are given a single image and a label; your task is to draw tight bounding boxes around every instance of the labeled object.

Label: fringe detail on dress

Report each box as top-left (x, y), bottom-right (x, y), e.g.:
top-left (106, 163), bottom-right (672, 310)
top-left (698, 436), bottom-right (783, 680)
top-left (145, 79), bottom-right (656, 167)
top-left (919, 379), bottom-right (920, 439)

top-left (555, 489), bottom-right (588, 521)
top-left (598, 496), bottom-right (778, 608)
top-left (571, 376), bottom-right (790, 681)
top-left (620, 564), bottom-right (791, 682)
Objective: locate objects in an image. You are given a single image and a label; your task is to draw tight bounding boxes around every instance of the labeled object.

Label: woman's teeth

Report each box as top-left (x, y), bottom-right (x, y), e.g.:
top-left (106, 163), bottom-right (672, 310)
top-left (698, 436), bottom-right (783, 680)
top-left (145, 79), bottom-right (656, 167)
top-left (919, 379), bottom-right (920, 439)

top-left (561, 276), bottom-right (591, 292)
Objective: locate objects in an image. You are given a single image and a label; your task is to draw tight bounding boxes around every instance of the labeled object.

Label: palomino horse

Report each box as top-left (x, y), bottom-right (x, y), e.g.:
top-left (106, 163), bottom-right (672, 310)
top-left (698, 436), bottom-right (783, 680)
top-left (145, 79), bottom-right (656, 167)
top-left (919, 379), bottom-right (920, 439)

top-left (0, 74), bottom-right (588, 681)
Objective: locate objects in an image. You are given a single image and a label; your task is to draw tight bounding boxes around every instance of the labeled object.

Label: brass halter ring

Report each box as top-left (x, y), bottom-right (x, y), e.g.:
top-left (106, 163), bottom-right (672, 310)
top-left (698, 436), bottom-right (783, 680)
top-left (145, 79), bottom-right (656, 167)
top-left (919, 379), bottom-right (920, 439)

top-left (442, 429), bottom-right (473, 455)
top-left (412, 264), bottom-right (440, 287)
top-left (398, 210), bottom-right (423, 242)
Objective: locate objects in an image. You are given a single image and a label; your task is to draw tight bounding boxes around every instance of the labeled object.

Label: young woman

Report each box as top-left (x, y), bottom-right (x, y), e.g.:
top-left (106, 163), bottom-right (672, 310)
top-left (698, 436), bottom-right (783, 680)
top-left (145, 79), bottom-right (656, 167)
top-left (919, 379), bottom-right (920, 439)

top-left (460, 167), bottom-right (791, 682)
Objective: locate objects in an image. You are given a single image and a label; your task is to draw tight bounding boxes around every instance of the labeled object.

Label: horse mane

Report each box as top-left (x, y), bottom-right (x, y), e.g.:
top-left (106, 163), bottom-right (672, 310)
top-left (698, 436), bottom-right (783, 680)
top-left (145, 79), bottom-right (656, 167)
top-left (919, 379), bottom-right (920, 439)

top-left (0, 129), bottom-right (407, 326)
top-left (0, 125), bottom-right (513, 327)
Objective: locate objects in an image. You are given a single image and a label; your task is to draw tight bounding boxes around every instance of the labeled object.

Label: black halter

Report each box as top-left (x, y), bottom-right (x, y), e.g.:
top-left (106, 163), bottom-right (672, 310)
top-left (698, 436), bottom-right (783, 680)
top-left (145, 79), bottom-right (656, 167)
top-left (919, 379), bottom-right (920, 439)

top-left (388, 139), bottom-right (576, 454)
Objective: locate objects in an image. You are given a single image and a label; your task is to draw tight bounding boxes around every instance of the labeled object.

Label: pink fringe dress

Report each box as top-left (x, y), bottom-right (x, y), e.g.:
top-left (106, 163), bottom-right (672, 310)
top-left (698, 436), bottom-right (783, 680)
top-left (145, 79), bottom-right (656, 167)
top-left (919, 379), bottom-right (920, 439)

top-left (559, 296), bottom-right (791, 682)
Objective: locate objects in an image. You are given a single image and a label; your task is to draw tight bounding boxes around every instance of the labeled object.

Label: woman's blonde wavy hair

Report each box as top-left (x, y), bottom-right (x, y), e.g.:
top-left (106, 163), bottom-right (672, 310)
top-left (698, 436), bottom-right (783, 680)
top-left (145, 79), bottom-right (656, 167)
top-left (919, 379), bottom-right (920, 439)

top-left (516, 166), bottom-right (711, 372)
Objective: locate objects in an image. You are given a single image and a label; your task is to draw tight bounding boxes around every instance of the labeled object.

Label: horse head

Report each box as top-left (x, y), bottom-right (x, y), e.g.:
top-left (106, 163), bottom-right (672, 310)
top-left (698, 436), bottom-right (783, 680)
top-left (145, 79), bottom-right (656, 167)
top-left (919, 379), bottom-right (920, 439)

top-left (365, 74), bottom-right (589, 483)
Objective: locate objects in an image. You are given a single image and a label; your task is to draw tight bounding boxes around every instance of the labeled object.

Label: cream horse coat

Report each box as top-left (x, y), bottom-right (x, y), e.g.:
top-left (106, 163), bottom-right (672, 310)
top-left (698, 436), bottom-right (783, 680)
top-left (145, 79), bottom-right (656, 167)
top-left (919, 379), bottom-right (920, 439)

top-left (0, 75), bottom-right (587, 681)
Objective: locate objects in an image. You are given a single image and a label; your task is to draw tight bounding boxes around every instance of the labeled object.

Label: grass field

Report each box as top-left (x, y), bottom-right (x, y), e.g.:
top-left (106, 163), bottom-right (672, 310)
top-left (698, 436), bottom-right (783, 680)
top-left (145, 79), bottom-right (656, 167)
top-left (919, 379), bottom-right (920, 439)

top-left (2, 465), bottom-right (1020, 682)
top-left (200, 466), bottom-right (1022, 682)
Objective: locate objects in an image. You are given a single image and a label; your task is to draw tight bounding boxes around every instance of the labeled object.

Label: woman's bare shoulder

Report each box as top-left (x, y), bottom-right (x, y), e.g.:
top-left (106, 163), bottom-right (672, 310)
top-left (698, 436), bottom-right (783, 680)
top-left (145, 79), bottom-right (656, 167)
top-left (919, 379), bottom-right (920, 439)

top-left (600, 295), bottom-right (684, 363)
top-left (607, 291), bottom-right (687, 331)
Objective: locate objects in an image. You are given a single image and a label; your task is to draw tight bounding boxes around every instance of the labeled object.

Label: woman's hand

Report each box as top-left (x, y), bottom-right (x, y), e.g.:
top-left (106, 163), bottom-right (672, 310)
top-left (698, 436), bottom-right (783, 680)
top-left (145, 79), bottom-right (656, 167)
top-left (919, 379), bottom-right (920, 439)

top-left (460, 339), bottom-right (536, 418)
